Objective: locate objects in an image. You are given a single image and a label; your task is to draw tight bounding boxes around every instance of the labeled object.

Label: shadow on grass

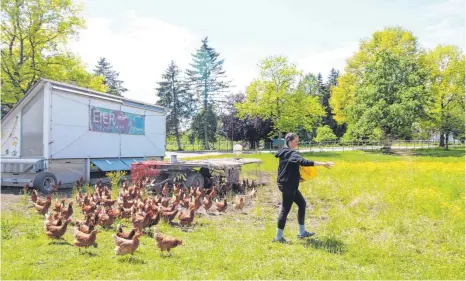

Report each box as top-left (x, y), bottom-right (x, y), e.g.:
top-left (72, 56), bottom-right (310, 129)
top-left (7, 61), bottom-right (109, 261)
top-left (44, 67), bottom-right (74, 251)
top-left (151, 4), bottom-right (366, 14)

top-left (413, 148), bottom-right (465, 157)
top-left (303, 236), bottom-right (346, 254)
top-left (78, 250), bottom-right (99, 257)
top-left (117, 255), bottom-right (147, 264)
top-left (48, 240), bottom-right (72, 246)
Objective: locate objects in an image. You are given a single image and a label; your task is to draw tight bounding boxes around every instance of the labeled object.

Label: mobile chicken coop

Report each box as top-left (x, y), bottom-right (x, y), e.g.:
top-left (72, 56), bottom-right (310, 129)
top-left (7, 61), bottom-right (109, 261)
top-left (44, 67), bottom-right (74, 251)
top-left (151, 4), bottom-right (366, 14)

top-left (1, 78), bottom-right (166, 193)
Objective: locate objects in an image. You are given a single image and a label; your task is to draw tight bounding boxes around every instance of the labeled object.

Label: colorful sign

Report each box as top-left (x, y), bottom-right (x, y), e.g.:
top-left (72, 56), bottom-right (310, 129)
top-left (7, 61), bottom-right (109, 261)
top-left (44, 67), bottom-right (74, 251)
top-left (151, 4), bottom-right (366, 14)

top-left (89, 106), bottom-right (145, 135)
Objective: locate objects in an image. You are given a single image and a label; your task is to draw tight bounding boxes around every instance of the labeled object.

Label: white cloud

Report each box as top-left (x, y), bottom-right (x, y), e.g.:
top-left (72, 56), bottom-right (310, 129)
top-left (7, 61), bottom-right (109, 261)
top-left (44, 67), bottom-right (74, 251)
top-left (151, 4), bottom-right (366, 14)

top-left (68, 11), bottom-right (201, 104)
top-left (295, 42), bottom-right (360, 80)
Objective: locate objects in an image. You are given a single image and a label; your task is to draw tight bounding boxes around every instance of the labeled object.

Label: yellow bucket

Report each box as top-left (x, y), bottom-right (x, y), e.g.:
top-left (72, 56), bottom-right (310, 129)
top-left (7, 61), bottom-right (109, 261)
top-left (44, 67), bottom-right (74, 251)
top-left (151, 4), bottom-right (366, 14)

top-left (300, 166), bottom-right (317, 181)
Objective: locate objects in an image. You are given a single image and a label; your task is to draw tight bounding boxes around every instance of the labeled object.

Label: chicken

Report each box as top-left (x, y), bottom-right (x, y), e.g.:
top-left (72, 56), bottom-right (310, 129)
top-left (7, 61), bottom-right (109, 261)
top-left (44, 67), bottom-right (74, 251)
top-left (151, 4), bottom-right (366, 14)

top-left (248, 187), bottom-right (257, 198)
top-left (208, 187), bottom-right (217, 199)
top-left (118, 205), bottom-right (132, 219)
top-left (45, 218), bottom-right (71, 239)
top-left (35, 194), bottom-right (52, 206)
top-left (31, 189), bottom-right (38, 203)
top-left (132, 211), bottom-right (153, 231)
top-left (154, 230), bottom-right (183, 256)
top-left (203, 196), bottom-right (213, 211)
top-left (178, 208), bottom-right (195, 227)
top-left (60, 201), bottom-right (73, 219)
top-left (51, 180), bottom-right (62, 192)
top-left (189, 196), bottom-right (202, 211)
top-left (35, 196), bottom-right (52, 215)
top-left (216, 198), bottom-right (228, 212)
top-left (45, 212), bottom-right (62, 228)
top-left (112, 231), bottom-right (143, 256)
top-left (162, 184), bottom-right (169, 198)
top-left (148, 211), bottom-right (162, 227)
top-left (234, 197), bottom-right (245, 211)
top-left (75, 220), bottom-right (94, 234)
top-left (73, 228), bottom-right (99, 249)
top-left (53, 199), bottom-right (63, 212)
top-left (116, 224), bottom-right (137, 240)
top-left (161, 209), bottom-right (179, 223)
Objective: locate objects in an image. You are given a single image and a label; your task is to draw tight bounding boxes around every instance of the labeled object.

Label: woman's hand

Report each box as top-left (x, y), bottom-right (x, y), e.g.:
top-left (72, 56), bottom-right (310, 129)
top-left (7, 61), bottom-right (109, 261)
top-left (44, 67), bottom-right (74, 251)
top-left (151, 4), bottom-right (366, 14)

top-left (315, 161), bottom-right (335, 169)
top-left (322, 162), bottom-right (335, 169)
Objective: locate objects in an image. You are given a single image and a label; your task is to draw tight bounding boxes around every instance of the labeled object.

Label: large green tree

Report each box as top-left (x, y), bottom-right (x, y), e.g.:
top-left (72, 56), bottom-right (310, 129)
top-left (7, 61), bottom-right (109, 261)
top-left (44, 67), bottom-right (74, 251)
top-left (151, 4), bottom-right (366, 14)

top-left (156, 61), bottom-right (193, 151)
top-left (330, 27), bottom-right (431, 146)
top-left (237, 56), bottom-right (325, 140)
top-left (1, 0), bottom-right (106, 117)
top-left (422, 45), bottom-right (465, 149)
top-left (187, 37), bottom-right (231, 150)
top-left (94, 57), bottom-right (128, 96)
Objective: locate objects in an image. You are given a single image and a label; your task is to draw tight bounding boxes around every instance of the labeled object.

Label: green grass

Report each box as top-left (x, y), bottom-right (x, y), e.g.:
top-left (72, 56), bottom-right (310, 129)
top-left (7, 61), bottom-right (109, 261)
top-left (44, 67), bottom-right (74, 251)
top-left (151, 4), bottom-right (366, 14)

top-left (1, 148), bottom-right (464, 279)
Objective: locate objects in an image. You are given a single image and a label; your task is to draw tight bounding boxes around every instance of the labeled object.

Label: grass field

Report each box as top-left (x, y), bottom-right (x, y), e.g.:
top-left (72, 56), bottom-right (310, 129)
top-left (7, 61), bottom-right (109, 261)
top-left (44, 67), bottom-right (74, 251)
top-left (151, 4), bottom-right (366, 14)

top-left (1, 148), bottom-right (464, 280)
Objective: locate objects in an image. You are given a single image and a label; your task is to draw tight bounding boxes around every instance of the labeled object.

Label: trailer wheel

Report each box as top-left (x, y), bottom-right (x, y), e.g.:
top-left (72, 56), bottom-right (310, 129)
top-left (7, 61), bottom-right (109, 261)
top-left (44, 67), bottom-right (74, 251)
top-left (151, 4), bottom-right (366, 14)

top-left (187, 172), bottom-right (204, 188)
top-left (33, 172), bottom-right (57, 194)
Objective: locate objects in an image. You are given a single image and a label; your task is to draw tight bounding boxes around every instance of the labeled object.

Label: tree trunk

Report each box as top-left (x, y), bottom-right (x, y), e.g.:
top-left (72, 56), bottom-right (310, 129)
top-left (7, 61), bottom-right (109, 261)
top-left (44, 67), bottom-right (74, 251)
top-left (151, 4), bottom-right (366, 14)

top-left (445, 132), bottom-right (449, 150)
top-left (203, 84), bottom-right (209, 150)
top-left (175, 127), bottom-right (183, 151)
top-left (382, 137), bottom-right (393, 153)
top-left (439, 132), bottom-right (445, 147)
top-left (249, 140), bottom-right (256, 149)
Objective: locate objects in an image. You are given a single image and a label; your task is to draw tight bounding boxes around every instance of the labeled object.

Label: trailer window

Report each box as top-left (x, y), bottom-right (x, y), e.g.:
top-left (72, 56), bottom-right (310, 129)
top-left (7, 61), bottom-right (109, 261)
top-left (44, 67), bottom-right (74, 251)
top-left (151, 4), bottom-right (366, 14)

top-left (21, 92), bottom-right (44, 157)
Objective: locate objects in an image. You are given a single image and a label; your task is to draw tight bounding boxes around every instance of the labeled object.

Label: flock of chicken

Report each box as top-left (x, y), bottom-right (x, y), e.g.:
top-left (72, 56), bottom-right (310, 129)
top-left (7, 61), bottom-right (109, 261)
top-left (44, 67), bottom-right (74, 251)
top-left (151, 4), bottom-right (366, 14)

top-left (29, 177), bottom-right (257, 257)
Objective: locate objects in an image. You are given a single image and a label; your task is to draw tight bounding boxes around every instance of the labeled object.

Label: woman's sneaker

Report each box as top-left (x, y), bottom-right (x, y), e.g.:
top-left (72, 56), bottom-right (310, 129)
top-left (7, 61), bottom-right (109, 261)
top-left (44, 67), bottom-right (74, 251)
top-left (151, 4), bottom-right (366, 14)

top-left (272, 237), bottom-right (289, 243)
top-left (297, 231), bottom-right (315, 239)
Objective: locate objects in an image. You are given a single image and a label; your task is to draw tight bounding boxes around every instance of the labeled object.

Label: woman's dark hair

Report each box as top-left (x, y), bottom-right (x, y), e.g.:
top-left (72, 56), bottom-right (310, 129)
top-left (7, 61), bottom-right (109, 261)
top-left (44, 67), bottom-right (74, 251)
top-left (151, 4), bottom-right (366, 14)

top-left (285, 132), bottom-right (298, 147)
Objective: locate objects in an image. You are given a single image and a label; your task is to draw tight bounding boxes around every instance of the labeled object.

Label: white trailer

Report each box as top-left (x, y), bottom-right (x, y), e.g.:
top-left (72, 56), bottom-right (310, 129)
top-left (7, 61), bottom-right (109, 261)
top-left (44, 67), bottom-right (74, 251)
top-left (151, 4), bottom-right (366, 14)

top-left (1, 78), bottom-right (166, 193)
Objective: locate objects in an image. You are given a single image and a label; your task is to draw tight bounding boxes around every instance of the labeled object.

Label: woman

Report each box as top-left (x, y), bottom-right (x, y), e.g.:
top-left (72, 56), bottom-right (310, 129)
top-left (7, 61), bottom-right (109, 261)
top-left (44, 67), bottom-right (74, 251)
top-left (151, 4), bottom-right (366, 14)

top-left (273, 133), bottom-right (334, 243)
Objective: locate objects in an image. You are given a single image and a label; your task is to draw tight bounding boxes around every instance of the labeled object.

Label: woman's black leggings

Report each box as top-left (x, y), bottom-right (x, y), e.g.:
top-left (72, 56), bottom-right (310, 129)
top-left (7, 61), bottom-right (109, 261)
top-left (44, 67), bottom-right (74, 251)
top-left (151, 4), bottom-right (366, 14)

top-left (277, 185), bottom-right (306, 229)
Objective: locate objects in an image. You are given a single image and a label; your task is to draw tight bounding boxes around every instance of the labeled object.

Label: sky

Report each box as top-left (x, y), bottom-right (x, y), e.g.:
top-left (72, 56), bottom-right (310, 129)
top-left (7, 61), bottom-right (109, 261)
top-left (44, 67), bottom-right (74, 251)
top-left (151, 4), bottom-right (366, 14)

top-left (68, 0), bottom-right (465, 104)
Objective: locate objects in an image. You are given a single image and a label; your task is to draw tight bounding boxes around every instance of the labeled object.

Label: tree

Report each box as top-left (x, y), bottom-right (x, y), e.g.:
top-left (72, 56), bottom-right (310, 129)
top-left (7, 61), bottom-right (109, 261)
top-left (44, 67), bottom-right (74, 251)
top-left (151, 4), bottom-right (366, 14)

top-left (220, 92), bottom-right (273, 148)
top-left (187, 37), bottom-right (231, 149)
top-left (314, 125), bottom-right (337, 143)
top-left (331, 26), bottom-right (419, 126)
top-left (325, 68), bottom-right (345, 138)
top-left (423, 45), bottom-right (465, 149)
top-left (330, 27), bottom-right (430, 148)
top-left (94, 57), bottom-right (128, 96)
top-left (156, 61), bottom-right (193, 151)
top-left (237, 56), bottom-right (325, 140)
top-left (1, 0), bottom-right (106, 118)
top-left (190, 105), bottom-right (218, 148)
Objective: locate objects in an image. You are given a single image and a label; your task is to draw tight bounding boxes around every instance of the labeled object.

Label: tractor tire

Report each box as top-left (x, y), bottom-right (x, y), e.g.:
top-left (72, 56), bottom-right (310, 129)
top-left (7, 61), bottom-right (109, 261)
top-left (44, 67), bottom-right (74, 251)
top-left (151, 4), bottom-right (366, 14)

top-left (33, 172), bottom-right (57, 194)
top-left (187, 172), bottom-right (204, 189)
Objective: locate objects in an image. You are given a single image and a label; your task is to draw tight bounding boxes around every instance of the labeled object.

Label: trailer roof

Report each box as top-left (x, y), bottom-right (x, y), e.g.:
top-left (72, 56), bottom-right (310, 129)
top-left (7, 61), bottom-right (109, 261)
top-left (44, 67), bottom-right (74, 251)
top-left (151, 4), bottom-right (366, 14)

top-left (2, 78), bottom-right (166, 122)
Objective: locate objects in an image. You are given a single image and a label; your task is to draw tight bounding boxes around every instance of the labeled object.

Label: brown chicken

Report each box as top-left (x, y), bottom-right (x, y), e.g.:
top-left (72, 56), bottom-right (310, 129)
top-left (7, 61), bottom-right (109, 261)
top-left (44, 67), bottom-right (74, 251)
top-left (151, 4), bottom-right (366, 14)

top-left (208, 187), bottom-right (217, 199)
top-left (51, 180), bottom-right (62, 192)
top-left (75, 220), bottom-right (94, 234)
top-left (216, 199), bottom-right (228, 212)
top-left (189, 196), bottom-right (202, 211)
top-left (112, 231), bottom-right (143, 256)
top-left (73, 228), bottom-right (99, 249)
top-left (45, 218), bottom-right (71, 239)
top-left (45, 212), bottom-right (62, 228)
top-left (31, 189), bottom-right (38, 203)
top-left (178, 208), bottom-right (195, 227)
top-left (60, 201), bottom-right (73, 219)
top-left (203, 196), bottom-right (213, 211)
top-left (154, 230), bottom-right (183, 256)
top-left (234, 197), bottom-right (245, 211)
top-left (132, 211), bottom-right (153, 231)
top-left (35, 196), bottom-right (52, 215)
top-left (116, 224), bottom-right (137, 240)
top-left (161, 209), bottom-right (179, 223)
top-left (35, 194), bottom-right (52, 206)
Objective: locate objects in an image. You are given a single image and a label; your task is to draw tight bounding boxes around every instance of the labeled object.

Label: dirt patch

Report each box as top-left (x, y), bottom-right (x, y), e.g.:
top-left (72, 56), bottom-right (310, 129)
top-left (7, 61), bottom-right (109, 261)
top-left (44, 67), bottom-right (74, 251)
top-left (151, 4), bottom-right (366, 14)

top-left (1, 187), bottom-right (74, 213)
